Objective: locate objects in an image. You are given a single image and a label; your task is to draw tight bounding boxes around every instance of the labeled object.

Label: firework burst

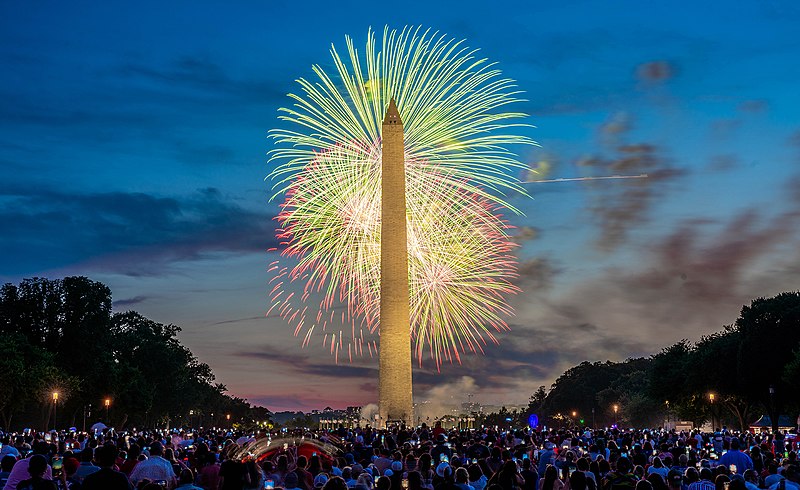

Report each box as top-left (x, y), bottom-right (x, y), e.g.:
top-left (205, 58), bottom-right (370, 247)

top-left (268, 26), bottom-right (534, 368)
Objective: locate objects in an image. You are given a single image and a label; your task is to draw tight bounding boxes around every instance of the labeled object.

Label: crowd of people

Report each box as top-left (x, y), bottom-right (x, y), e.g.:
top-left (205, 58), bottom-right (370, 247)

top-left (0, 423), bottom-right (798, 490)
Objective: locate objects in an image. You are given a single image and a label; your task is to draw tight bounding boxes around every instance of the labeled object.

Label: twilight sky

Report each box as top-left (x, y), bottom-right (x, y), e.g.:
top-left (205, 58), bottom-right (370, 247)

top-left (2, 1), bottom-right (800, 413)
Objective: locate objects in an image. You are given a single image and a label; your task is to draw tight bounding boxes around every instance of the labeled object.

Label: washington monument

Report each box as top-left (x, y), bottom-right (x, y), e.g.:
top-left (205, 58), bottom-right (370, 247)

top-left (378, 98), bottom-right (414, 426)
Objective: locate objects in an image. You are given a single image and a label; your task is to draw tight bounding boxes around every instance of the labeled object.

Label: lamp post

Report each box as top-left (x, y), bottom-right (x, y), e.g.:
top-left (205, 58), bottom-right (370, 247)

top-left (769, 385), bottom-right (776, 433)
top-left (226, 413), bottom-right (231, 427)
top-left (571, 411), bottom-right (577, 426)
top-left (665, 400), bottom-right (670, 428)
top-left (613, 404), bottom-right (619, 427)
top-left (592, 407), bottom-right (596, 429)
top-left (708, 393), bottom-right (716, 430)
top-left (52, 392), bottom-right (59, 430)
top-left (105, 398), bottom-right (111, 422)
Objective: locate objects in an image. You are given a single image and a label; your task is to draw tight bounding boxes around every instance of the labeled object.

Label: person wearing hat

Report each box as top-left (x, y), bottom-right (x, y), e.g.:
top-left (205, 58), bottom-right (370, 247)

top-left (59, 457), bottom-right (82, 489)
top-left (129, 442), bottom-right (176, 489)
top-left (316, 474), bottom-right (331, 488)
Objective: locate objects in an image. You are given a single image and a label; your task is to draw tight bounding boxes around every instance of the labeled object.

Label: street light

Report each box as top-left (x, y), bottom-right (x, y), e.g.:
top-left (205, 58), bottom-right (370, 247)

top-left (769, 386), bottom-right (776, 432)
top-left (613, 404), bottom-right (619, 427)
top-left (665, 400), bottom-right (670, 427)
top-left (52, 392), bottom-right (59, 429)
top-left (708, 393), bottom-right (716, 430)
top-left (104, 398), bottom-right (111, 421)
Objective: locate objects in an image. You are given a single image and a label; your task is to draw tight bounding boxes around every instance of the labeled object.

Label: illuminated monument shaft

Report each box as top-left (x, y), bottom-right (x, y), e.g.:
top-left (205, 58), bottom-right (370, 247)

top-left (378, 98), bottom-right (413, 426)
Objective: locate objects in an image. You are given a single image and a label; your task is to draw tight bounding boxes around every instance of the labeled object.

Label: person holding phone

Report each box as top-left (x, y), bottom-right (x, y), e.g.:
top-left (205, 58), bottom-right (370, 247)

top-left (538, 466), bottom-right (565, 490)
top-left (57, 457), bottom-right (82, 490)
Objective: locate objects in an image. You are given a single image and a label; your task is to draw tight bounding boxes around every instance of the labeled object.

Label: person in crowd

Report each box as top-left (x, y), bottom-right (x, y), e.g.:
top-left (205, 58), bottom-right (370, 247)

top-left (714, 475), bottom-right (730, 490)
top-left (688, 468), bottom-right (715, 490)
top-left (218, 451), bottom-right (245, 490)
top-left (196, 452), bottom-right (220, 490)
top-left (4, 441), bottom-right (53, 490)
top-left (768, 466), bottom-right (799, 490)
top-left (2, 455), bottom-right (18, 489)
top-left (454, 468), bottom-right (474, 490)
top-left (665, 471), bottom-right (682, 490)
top-left (570, 470), bottom-right (594, 490)
top-left (408, 471), bottom-right (426, 490)
top-left (285, 473), bottom-right (302, 490)
top-left (295, 457), bottom-right (314, 490)
top-left (488, 461), bottom-right (524, 490)
top-left (539, 466), bottom-right (565, 490)
top-left (164, 449), bottom-right (188, 478)
top-left (538, 445), bottom-right (556, 478)
top-left (636, 481), bottom-right (653, 490)
top-left (174, 469), bottom-right (203, 490)
top-left (74, 448), bottom-right (99, 483)
top-left (719, 440), bottom-right (753, 473)
top-left (57, 457), bottom-right (81, 490)
top-left (129, 442), bottom-right (176, 490)
top-left (646, 474), bottom-right (667, 490)
top-left (243, 459), bottom-right (264, 489)
top-left (765, 463), bottom-right (785, 488)
top-left (16, 455), bottom-right (57, 490)
top-left (521, 458), bottom-right (539, 490)
top-left (602, 457), bottom-right (637, 490)
top-left (573, 459), bottom-right (594, 487)
top-left (120, 445), bottom-right (142, 476)
top-left (324, 477), bottom-right (348, 490)
top-left (648, 459), bottom-right (669, 480)
top-left (81, 444), bottom-right (132, 490)
top-left (742, 470), bottom-right (759, 490)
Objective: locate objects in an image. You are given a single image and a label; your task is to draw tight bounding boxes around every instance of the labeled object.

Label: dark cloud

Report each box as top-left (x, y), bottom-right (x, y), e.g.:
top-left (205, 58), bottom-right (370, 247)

top-left (707, 155), bottom-right (740, 172)
top-left (709, 119), bottom-right (742, 140)
top-left (515, 258), bottom-right (558, 292)
top-left (236, 345), bottom-right (377, 379)
top-left (114, 295), bottom-right (149, 307)
top-left (212, 316), bottom-right (267, 326)
top-left (0, 186), bottom-right (277, 276)
top-left (510, 226), bottom-right (540, 243)
top-left (118, 55), bottom-right (286, 105)
top-left (635, 61), bottom-right (677, 83)
top-left (579, 141), bottom-right (688, 251)
top-left (738, 99), bottom-right (769, 113)
top-left (587, 207), bottom-right (800, 332)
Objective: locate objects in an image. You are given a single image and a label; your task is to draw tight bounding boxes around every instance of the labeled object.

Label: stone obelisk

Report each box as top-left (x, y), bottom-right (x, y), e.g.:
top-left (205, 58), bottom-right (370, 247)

top-left (378, 98), bottom-right (413, 426)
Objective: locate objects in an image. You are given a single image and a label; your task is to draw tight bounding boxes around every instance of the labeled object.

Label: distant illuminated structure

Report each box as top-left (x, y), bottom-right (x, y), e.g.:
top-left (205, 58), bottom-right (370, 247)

top-left (378, 98), bottom-right (413, 426)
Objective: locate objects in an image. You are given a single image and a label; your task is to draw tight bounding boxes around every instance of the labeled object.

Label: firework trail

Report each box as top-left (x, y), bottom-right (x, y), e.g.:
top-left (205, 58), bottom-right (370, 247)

top-left (268, 26), bottom-right (534, 368)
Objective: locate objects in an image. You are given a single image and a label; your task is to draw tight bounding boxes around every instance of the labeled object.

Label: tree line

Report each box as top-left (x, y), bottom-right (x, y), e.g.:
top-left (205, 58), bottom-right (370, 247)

top-left (0, 276), bottom-right (270, 431)
top-left (516, 291), bottom-right (800, 433)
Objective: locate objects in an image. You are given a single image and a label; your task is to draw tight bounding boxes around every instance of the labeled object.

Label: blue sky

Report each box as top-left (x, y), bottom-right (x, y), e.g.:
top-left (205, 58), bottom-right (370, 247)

top-left (2, 0), bottom-right (799, 412)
